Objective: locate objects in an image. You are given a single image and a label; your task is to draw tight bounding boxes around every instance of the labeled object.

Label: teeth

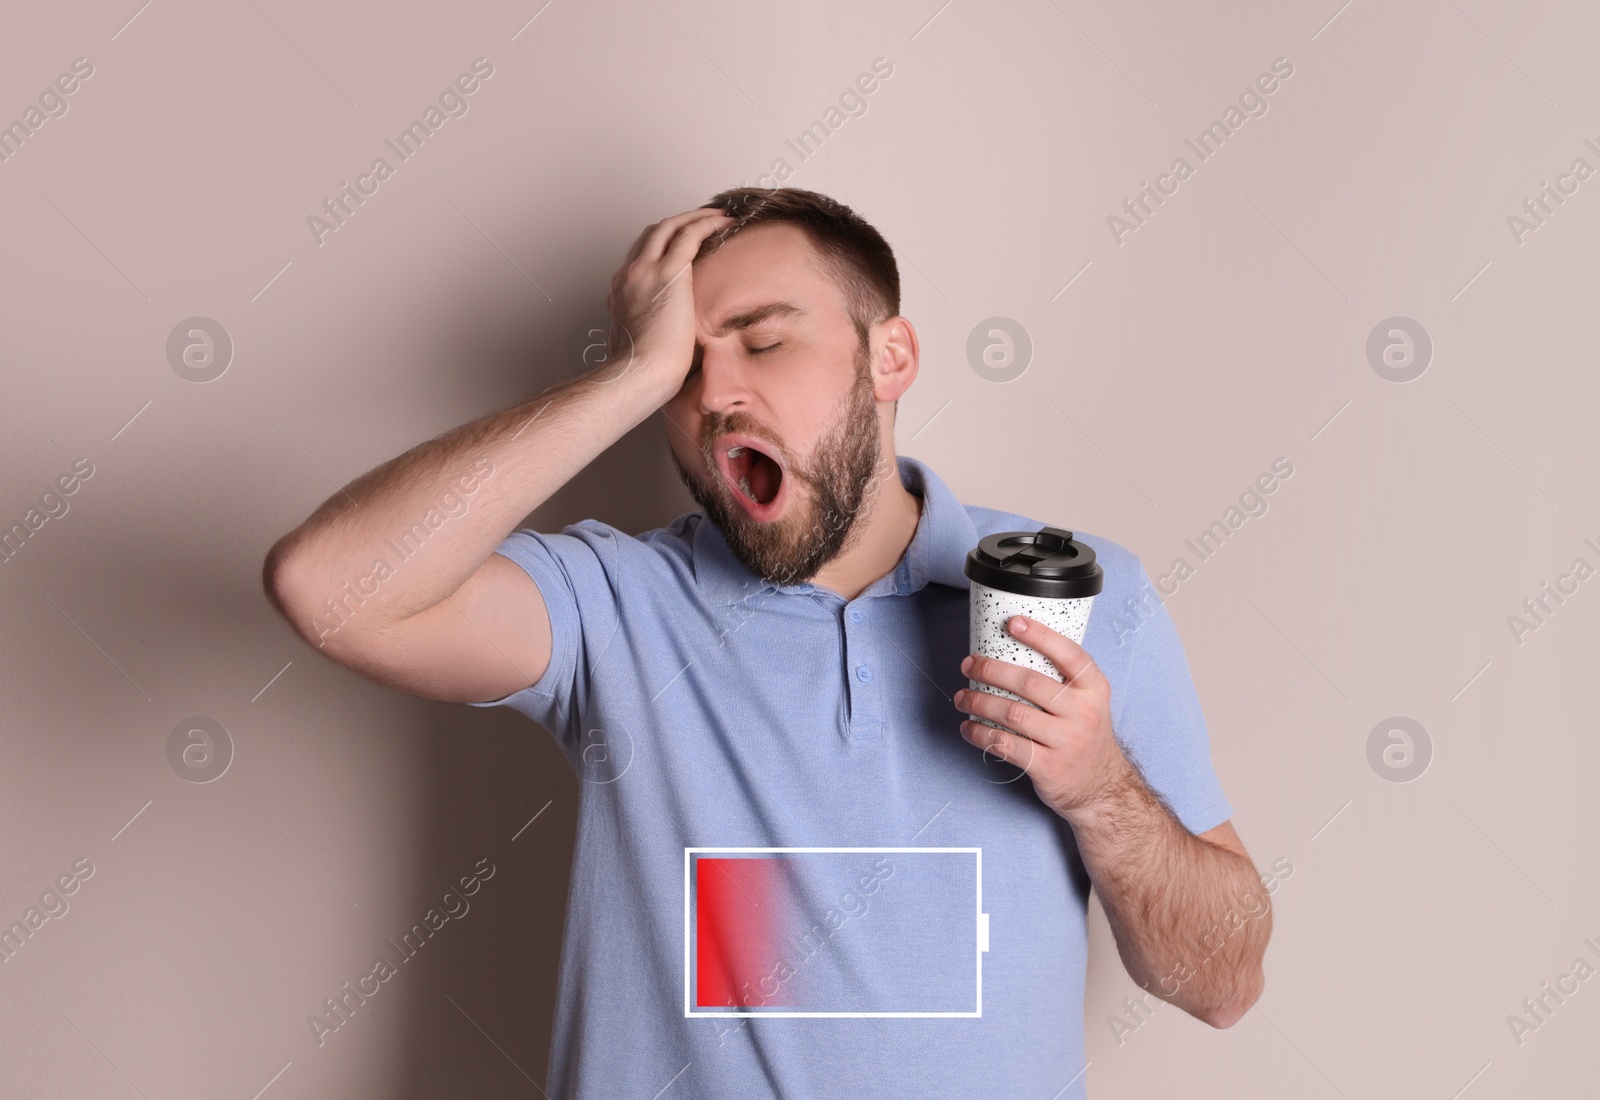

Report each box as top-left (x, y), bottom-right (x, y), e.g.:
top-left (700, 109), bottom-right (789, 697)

top-left (727, 445), bottom-right (745, 458)
top-left (738, 475), bottom-right (753, 498)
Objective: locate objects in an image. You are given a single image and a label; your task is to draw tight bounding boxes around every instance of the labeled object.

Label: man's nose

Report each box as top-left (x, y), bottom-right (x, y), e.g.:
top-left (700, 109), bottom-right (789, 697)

top-left (695, 344), bottom-right (753, 416)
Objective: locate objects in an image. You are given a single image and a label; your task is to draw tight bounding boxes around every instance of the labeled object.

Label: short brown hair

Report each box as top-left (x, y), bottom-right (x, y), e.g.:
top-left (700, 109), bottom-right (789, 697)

top-left (696, 187), bottom-right (900, 352)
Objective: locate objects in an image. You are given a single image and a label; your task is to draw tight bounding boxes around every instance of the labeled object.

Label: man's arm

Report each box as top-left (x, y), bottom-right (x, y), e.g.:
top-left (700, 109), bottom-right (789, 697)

top-left (953, 614), bottom-right (1269, 1027)
top-left (262, 207), bottom-right (732, 702)
top-left (1062, 780), bottom-right (1268, 1026)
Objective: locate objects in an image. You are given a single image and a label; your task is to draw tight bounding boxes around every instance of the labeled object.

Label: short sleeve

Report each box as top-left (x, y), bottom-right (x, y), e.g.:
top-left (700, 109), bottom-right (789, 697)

top-left (465, 521), bottom-right (624, 757)
top-left (1110, 560), bottom-right (1234, 836)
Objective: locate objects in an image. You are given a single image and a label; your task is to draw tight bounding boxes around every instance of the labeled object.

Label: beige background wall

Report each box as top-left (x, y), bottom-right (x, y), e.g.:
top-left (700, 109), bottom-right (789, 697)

top-left (3, 0), bottom-right (1597, 1095)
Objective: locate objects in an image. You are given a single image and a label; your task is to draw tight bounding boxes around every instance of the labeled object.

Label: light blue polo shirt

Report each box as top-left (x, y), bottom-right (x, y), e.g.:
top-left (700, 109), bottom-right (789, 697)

top-left (470, 454), bottom-right (1232, 1098)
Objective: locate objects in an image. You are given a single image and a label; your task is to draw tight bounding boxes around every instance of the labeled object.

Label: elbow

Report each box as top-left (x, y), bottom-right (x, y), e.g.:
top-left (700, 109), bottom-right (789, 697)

top-left (262, 536), bottom-right (392, 659)
top-left (263, 540), bottom-right (340, 655)
top-left (262, 536), bottom-right (302, 623)
top-left (262, 536), bottom-right (328, 651)
top-left (1201, 967), bottom-right (1265, 1029)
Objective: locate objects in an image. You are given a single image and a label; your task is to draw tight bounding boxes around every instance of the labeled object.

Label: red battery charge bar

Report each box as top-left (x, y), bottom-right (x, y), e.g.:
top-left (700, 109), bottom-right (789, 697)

top-left (685, 848), bottom-right (988, 1018)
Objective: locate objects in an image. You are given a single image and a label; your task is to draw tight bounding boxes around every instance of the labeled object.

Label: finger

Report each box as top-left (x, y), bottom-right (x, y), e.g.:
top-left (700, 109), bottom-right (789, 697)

top-left (660, 208), bottom-right (737, 273)
top-left (1002, 615), bottom-right (1103, 693)
top-left (955, 686), bottom-right (1055, 748)
top-left (963, 653), bottom-right (1074, 717)
top-left (960, 717), bottom-right (1040, 773)
top-left (638, 208), bottom-right (732, 265)
top-left (623, 210), bottom-right (704, 266)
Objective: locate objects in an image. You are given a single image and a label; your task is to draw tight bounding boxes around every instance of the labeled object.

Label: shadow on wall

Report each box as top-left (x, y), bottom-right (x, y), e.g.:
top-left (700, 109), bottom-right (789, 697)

top-left (391, 703), bottom-right (577, 1095)
top-left (384, 323), bottom-right (700, 1094)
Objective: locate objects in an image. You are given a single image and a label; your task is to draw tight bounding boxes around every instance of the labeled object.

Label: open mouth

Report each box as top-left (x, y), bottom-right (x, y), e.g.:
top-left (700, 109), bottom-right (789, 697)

top-left (714, 434), bottom-right (787, 518)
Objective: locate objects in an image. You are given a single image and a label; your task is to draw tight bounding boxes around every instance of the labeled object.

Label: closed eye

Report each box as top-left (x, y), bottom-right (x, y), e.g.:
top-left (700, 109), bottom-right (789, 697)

top-left (747, 342), bottom-right (782, 355)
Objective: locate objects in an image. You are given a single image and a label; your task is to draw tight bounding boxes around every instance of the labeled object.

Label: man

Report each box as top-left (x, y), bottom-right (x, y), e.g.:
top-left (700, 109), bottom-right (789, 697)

top-left (264, 187), bottom-right (1270, 1097)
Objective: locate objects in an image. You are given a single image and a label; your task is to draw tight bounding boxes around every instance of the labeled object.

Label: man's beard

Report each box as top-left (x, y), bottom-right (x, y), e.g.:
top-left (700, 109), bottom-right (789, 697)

top-left (671, 346), bottom-right (887, 589)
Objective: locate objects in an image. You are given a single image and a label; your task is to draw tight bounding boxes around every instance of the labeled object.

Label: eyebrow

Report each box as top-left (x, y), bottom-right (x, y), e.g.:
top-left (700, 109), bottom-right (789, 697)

top-left (709, 301), bottom-right (808, 338)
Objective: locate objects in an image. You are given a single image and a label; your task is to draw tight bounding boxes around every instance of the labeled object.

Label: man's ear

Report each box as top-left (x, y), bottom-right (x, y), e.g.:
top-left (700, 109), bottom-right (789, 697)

top-left (872, 316), bottom-right (918, 402)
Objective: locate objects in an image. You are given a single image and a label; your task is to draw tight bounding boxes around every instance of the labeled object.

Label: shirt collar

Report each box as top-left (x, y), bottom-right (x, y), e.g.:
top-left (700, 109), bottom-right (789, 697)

top-left (692, 454), bottom-right (978, 607)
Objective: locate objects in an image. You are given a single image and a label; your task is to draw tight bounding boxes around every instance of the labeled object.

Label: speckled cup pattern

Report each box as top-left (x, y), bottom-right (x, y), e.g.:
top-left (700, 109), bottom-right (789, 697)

top-left (968, 582), bottom-right (1095, 731)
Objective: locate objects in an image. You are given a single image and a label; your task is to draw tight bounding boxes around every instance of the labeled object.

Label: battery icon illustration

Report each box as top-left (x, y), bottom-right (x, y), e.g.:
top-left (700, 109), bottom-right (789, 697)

top-left (684, 848), bottom-right (990, 1018)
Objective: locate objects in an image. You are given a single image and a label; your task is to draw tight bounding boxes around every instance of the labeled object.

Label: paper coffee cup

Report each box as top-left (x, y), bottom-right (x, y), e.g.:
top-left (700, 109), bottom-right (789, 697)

top-left (963, 526), bottom-right (1104, 731)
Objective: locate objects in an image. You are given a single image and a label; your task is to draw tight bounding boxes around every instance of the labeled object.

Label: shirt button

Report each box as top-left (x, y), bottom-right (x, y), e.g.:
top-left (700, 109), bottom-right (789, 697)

top-left (848, 609), bottom-right (864, 623)
top-left (856, 665), bottom-right (873, 683)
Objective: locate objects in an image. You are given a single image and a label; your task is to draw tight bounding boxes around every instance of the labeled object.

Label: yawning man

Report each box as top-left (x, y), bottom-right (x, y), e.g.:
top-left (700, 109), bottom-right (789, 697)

top-left (264, 187), bottom-right (1271, 1098)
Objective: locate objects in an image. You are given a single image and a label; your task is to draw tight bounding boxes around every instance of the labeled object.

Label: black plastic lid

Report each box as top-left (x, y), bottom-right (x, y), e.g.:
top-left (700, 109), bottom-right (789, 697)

top-left (964, 526), bottom-right (1104, 599)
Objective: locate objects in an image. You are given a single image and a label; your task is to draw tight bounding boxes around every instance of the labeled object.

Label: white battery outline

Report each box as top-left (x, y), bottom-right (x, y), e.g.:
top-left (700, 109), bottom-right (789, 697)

top-left (683, 847), bottom-right (990, 1018)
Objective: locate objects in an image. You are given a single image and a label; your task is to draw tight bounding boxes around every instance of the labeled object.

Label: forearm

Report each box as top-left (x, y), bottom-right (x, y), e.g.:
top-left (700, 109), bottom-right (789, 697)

top-left (1067, 758), bottom-right (1270, 1027)
top-left (265, 354), bottom-right (677, 627)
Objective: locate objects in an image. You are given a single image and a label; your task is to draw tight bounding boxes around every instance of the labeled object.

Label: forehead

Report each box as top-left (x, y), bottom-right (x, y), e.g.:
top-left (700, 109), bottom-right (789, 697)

top-left (693, 223), bottom-right (845, 321)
